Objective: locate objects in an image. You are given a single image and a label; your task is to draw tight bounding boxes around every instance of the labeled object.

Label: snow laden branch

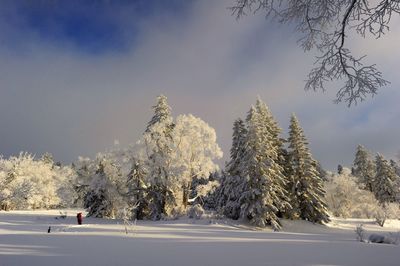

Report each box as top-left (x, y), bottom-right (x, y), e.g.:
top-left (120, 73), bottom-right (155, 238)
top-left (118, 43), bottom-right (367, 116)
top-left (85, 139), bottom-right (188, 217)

top-left (230, 0), bottom-right (395, 106)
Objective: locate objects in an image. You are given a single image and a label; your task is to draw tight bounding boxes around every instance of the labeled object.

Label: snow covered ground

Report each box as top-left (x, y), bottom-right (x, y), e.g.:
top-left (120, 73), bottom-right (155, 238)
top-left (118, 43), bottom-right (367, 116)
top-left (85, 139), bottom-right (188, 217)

top-left (0, 210), bottom-right (399, 266)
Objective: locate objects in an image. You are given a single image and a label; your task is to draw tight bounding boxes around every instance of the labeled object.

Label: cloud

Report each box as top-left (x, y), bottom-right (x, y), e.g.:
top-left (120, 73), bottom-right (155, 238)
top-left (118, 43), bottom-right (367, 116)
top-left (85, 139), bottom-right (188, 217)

top-left (0, 0), bottom-right (399, 170)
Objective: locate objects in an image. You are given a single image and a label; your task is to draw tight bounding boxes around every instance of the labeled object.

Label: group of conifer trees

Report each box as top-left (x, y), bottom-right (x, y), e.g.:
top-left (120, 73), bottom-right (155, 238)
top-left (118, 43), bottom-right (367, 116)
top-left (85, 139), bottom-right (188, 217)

top-left (215, 98), bottom-right (330, 230)
top-left (352, 145), bottom-right (400, 207)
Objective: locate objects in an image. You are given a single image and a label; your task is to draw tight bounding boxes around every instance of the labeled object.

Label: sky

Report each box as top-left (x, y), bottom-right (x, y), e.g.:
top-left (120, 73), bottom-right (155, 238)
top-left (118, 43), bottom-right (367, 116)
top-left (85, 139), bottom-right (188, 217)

top-left (0, 0), bottom-right (399, 171)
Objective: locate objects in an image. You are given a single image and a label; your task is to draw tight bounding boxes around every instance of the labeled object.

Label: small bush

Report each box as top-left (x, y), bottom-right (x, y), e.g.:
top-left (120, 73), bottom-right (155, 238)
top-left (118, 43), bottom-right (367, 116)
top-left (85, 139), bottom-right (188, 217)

top-left (188, 204), bottom-right (204, 219)
top-left (355, 224), bottom-right (365, 242)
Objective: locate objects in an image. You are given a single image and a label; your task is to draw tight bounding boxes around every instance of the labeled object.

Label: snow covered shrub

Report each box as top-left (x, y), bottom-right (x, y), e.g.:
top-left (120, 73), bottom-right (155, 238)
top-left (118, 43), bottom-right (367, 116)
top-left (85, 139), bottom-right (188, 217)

top-left (374, 203), bottom-right (400, 227)
top-left (188, 204), bottom-right (205, 219)
top-left (325, 169), bottom-right (381, 218)
top-left (355, 224), bottom-right (366, 242)
top-left (368, 233), bottom-right (399, 244)
top-left (325, 168), bottom-right (400, 221)
top-left (374, 208), bottom-right (387, 227)
top-left (170, 206), bottom-right (185, 220)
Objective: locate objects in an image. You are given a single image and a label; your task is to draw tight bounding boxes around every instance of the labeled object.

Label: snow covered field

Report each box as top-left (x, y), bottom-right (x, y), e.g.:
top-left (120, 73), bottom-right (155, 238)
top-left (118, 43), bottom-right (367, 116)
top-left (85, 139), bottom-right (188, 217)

top-left (0, 210), bottom-right (399, 266)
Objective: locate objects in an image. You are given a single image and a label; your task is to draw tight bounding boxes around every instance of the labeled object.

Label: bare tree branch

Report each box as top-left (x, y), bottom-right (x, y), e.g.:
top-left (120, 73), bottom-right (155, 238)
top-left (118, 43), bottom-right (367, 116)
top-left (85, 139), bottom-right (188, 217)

top-left (230, 0), bottom-right (394, 106)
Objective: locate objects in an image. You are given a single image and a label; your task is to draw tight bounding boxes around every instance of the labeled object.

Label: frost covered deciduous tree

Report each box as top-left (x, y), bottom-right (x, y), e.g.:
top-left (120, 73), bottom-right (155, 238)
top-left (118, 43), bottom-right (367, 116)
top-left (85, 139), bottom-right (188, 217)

top-left (239, 106), bottom-right (290, 230)
top-left (353, 145), bottom-right (376, 192)
top-left (325, 168), bottom-right (380, 218)
top-left (136, 95), bottom-right (223, 218)
top-left (373, 154), bottom-right (399, 205)
top-left (0, 153), bottom-right (76, 210)
top-left (172, 114), bottom-right (223, 209)
top-left (286, 114), bottom-right (330, 223)
top-left (231, 0), bottom-right (395, 105)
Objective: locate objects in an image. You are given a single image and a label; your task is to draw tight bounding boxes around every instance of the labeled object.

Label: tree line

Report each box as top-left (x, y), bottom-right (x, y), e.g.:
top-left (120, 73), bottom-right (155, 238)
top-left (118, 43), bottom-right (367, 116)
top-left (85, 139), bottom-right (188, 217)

top-left (1, 95), bottom-right (399, 229)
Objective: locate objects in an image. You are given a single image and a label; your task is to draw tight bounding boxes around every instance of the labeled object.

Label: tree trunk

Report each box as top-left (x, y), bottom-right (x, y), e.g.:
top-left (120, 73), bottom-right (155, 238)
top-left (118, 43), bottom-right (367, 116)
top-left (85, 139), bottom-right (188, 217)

top-left (182, 183), bottom-right (189, 209)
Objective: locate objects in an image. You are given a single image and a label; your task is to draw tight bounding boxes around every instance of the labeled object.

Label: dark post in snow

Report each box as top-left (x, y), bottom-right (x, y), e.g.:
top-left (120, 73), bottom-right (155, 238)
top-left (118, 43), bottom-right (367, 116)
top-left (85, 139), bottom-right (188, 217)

top-left (77, 212), bottom-right (83, 225)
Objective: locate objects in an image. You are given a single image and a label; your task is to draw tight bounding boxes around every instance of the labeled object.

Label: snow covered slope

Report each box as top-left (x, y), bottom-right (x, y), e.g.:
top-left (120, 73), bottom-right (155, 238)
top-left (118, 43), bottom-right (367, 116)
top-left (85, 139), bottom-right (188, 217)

top-left (0, 210), bottom-right (399, 266)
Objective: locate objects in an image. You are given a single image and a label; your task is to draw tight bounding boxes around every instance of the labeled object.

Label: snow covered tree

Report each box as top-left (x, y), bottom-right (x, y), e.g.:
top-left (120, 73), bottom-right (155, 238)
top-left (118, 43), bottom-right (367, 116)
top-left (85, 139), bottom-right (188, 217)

top-left (197, 171), bottom-right (222, 210)
top-left (146, 94), bottom-right (174, 132)
top-left (239, 106), bottom-right (290, 230)
top-left (325, 168), bottom-right (381, 218)
top-left (142, 94), bottom-right (175, 219)
top-left (373, 154), bottom-right (399, 206)
top-left (337, 164), bottom-right (344, 175)
top-left (72, 157), bottom-right (95, 207)
top-left (85, 161), bottom-right (110, 218)
top-left (171, 114), bottom-right (223, 209)
top-left (126, 157), bottom-right (148, 220)
top-left (286, 114), bottom-right (330, 224)
top-left (226, 118), bottom-right (247, 177)
top-left (217, 173), bottom-right (247, 220)
top-left (255, 97), bottom-right (286, 168)
top-left (314, 160), bottom-right (328, 181)
top-left (190, 175), bottom-right (220, 209)
top-left (40, 152), bottom-right (54, 166)
top-left (353, 145), bottom-right (376, 192)
top-left (53, 164), bottom-right (78, 208)
top-left (85, 156), bottom-right (127, 218)
top-left (218, 118), bottom-right (248, 219)
top-left (390, 159), bottom-right (400, 177)
top-left (0, 152), bottom-right (76, 210)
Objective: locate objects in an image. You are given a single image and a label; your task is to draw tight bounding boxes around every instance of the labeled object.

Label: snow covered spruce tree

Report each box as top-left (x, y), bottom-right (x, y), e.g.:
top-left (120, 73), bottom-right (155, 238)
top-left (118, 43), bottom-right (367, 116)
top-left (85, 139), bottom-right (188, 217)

top-left (142, 95), bottom-right (175, 219)
top-left (255, 97), bottom-right (287, 169)
top-left (390, 159), bottom-right (400, 177)
top-left (286, 114), bottom-right (330, 224)
top-left (239, 106), bottom-right (290, 230)
top-left (353, 145), bottom-right (376, 192)
top-left (84, 156), bottom-right (127, 218)
top-left (373, 154), bottom-right (399, 206)
top-left (126, 157), bottom-right (148, 220)
top-left (226, 118), bottom-right (247, 177)
top-left (73, 157), bottom-right (96, 207)
top-left (217, 118), bottom-right (248, 219)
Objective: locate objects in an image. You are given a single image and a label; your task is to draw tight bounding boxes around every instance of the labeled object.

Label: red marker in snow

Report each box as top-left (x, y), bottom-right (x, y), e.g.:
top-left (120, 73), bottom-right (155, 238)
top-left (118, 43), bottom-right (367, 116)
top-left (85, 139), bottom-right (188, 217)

top-left (77, 212), bottom-right (83, 225)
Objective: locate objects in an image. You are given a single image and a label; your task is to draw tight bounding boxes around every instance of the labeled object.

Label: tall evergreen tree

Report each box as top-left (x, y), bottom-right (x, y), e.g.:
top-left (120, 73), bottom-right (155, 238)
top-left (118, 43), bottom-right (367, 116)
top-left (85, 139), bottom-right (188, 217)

top-left (353, 145), bottom-right (376, 192)
top-left (373, 154), bottom-right (398, 205)
top-left (255, 97), bottom-right (287, 167)
top-left (286, 114), bottom-right (330, 224)
top-left (143, 95), bottom-right (175, 219)
top-left (238, 106), bottom-right (290, 230)
top-left (226, 118), bottom-right (247, 177)
top-left (390, 159), bottom-right (400, 177)
top-left (146, 94), bottom-right (174, 132)
top-left (217, 118), bottom-right (248, 219)
top-left (126, 158), bottom-right (148, 220)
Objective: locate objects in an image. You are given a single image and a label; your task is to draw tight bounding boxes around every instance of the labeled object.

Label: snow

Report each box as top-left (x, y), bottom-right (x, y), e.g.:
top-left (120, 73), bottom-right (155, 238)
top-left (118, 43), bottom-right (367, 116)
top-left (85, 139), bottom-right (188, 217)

top-left (1, 210), bottom-right (399, 266)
